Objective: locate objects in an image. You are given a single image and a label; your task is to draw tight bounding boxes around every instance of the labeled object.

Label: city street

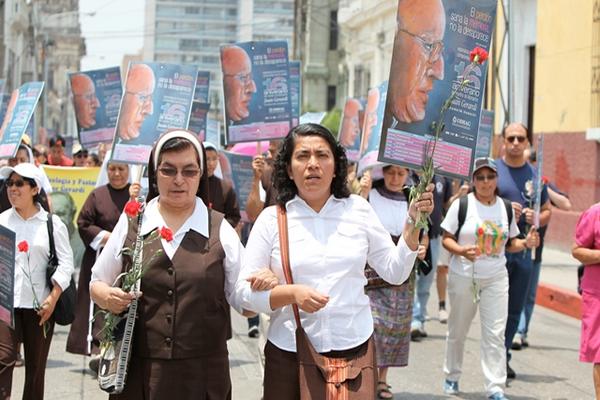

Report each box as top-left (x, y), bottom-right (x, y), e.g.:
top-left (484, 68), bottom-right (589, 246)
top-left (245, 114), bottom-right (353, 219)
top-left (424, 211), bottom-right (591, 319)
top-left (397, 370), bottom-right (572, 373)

top-left (11, 249), bottom-right (592, 399)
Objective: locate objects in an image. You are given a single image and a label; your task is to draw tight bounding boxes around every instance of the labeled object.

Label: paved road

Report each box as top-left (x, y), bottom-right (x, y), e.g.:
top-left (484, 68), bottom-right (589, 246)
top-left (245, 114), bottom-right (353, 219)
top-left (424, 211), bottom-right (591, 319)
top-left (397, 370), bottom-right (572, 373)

top-left (11, 247), bottom-right (591, 399)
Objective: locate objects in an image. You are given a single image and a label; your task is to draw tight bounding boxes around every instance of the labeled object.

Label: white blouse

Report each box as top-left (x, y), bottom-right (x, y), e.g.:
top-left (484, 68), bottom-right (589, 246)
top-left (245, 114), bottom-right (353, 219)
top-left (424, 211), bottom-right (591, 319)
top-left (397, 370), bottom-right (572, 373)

top-left (0, 206), bottom-right (74, 308)
top-left (235, 194), bottom-right (417, 353)
top-left (368, 189), bottom-right (408, 236)
top-left (90, 197), bottom-right (244, 313)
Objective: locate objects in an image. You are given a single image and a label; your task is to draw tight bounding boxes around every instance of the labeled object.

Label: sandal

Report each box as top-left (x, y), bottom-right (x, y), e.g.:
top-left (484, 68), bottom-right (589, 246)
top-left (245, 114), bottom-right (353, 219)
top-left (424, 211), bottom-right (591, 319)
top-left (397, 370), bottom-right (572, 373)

top-left (377, 381), bottom-right (393, 399)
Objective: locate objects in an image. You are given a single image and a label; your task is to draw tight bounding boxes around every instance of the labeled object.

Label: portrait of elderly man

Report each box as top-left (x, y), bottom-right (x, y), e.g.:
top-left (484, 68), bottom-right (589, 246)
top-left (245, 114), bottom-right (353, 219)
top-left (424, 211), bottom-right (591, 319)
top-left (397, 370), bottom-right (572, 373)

top-left (71, 73), bottom-right (100, 130)
top-left (117, 63), bottom-right (156, 141)
top-left (221, 45), bottom-right (257, 123)
top-left (360, 86), bottom-right (381, 156)
top-left (386, 0), bottom-right (446, 127)
top-left (339, 98), bottom-right (363, 148)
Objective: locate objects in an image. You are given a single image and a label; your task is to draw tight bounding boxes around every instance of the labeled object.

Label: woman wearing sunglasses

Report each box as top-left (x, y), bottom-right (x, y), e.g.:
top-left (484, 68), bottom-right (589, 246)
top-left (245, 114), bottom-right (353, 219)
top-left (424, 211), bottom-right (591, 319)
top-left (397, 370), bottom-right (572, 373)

top-left (0, 162), bottom-right (74, 399)
top-left (90, 130), bottom-right (263, 399)
top-left (439, 157), bottom-right (538, 400)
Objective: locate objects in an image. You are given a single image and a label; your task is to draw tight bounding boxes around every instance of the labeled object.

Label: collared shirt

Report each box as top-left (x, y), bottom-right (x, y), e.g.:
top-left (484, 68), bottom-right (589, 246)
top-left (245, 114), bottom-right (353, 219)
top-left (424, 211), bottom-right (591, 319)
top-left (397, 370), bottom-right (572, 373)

top-left (91, 197), bottom-right (244, 313)
top-left (0, 206), bottom-right (74, 308)
top-left (235, 194), bottom-right (417, 353)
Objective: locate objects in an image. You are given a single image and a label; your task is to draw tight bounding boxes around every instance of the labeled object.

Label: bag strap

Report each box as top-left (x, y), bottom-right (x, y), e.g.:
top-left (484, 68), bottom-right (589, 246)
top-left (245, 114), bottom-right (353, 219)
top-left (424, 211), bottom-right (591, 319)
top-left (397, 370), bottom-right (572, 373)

top-left (454, 195), bottom-right (469, 238)
top-left (276, 204), bottom-right (302, 329)
top-left (46, 213), bottom-right (58, 267)
top-left (502, 197), bottom-right (513, 228)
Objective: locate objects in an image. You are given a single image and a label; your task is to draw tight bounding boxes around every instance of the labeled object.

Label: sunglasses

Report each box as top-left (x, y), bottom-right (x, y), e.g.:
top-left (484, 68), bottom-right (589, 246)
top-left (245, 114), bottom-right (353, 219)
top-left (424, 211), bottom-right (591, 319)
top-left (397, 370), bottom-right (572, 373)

top-left (474, 174), bottom-right (497, 182)
top-left (506, 135), bottom-right (527, 143)
top-left (158, 167), bottom-right (201, 178)
top-left (6, 179), bottom-right (28, 188)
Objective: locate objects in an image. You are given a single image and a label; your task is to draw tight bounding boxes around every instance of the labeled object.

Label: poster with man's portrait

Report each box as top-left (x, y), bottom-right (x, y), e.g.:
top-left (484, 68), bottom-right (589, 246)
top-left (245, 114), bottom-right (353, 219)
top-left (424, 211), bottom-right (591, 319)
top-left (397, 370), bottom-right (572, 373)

top-left (378, 0), bottom-right (497, 180)
top-left (289, 61), bottom-right (301, 128)
top-left (111, 62), bottom-right (198, 165)
top-left (69, 67), bottom-right (122, 150)
top-left (0, 225), bottom-right (15, 327)
top-left (339, 98), bottom-right (365, 162)
top-left (475, 109), bottom-right (494, 159)
top-left (187, 101), bottom-right (210, 142)
top-left (221, 40), bottom-right (292, 144)
top-left (219, 150), bottom-right (254, 221)
top-left (358, 81), bottom-right (388, 175)
top-left (0, 82), bottom-right (44, 159)
top-left (194, 70), bottom-right (211, 103)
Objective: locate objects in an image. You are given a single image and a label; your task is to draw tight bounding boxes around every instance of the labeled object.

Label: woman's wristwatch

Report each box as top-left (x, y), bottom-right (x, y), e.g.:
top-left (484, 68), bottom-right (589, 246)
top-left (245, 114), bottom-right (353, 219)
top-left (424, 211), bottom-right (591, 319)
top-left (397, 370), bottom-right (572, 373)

top-left (406, 215), bottom-right (415, 226)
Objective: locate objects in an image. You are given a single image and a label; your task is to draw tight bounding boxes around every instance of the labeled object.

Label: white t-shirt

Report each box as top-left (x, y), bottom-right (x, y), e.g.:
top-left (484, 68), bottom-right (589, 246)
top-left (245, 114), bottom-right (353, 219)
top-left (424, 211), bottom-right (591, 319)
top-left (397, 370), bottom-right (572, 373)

top-left (440, 193), bottom-right (520, 279)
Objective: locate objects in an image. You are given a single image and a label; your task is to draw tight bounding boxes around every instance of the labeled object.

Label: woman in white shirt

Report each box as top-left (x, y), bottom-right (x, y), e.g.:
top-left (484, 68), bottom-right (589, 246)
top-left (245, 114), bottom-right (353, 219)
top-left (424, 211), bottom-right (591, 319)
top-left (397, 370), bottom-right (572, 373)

top-left (236, 123), bottom-right (434, 399)
top-left (0, 162), bottom-right (74, 400)
top-left (440, 158), bottom-right (538, 400)
top-left (364, 165), bottom-right (428, 399)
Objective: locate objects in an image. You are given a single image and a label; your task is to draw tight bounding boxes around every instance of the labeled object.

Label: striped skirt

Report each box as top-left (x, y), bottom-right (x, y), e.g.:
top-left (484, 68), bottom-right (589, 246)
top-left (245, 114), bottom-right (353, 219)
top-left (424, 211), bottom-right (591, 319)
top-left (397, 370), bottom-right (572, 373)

top-left (367, 280), bottom-right (414, 367)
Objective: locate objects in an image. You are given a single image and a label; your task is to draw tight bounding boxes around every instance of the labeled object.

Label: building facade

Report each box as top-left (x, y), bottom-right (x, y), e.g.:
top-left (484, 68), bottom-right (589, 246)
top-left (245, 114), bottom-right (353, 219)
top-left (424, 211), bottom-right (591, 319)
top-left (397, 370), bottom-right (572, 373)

top-left (293, 0), bottom-right (341, 112)
top-left (143, 0), bottom-right (239, 108)
top-left (337, 0), bottom-right (396, 101)
top-left (238, 0), bottom-right (294, 45)
top-left (1, 0), bottom-right (84, 140)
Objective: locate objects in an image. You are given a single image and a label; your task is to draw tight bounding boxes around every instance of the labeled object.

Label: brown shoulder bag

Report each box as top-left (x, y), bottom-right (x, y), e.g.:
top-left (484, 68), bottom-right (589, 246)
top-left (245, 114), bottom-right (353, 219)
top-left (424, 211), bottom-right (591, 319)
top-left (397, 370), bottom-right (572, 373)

top-left (276, 205), bottom-right (377, 400)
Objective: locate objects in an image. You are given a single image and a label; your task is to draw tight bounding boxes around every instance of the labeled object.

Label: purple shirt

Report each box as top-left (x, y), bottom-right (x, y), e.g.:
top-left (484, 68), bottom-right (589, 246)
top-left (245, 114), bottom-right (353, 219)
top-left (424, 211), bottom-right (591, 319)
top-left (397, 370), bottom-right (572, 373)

top-left (575, 203), bottom-right (600, 295)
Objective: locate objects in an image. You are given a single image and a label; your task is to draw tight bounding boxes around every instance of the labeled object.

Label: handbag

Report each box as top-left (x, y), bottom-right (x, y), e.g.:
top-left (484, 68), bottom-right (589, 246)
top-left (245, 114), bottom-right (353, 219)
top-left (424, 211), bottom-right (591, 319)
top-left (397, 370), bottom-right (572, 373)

top-left (45, 213), bottom-right (77, 326)
top-left (276, 205), bottom-right (377, 400)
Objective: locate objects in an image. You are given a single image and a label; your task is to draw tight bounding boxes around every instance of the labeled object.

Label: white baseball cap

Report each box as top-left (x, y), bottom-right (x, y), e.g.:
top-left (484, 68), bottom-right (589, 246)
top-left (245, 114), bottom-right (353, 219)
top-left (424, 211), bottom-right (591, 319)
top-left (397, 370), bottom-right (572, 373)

top-left (0, 163), bottom-right (43, 188)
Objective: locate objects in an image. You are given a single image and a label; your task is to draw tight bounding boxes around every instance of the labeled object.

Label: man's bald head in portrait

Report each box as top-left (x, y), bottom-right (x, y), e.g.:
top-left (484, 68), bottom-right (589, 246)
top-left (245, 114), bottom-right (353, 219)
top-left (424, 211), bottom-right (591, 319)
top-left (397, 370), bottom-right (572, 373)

top-left (71, 73), bottom-right (100, 129)
top-left (221, 45), bottom-right (257, 122)
top-left (388, 0), bottom-right (446, 124)
top-left (117, 63), bottom-right (156, 141)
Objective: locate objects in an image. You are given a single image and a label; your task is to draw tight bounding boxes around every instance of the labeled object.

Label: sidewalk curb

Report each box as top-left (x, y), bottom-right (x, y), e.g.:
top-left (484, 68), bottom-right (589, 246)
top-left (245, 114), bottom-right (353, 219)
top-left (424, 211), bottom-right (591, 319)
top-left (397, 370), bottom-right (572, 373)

top-left (536, 282), bottom-right (582, 320)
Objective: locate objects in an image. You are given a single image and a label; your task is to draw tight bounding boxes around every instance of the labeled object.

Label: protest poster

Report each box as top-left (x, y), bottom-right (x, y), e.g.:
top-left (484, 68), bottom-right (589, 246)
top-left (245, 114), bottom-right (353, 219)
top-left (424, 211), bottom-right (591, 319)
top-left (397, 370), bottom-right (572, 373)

top-left (219, 150), bottom-right (254, 221)
top-left (0, 82), bottom-right (44, 159)
top-left (0, 225), bottom-right (15, 327)
top-left (378, 0), bottom-right (497, 180)
top-left (289, 61), bottom-right (301, 127)
top-left (221, 41), bottom-right (292, 144)
top-left (111, 62), bottom-right (198, 165)
top-left (339, 98), bottom-right (365, 162)
top-left (43, 166), bottom-right (101, 269)
top-left (358, 81), bottom-right (388, 175)
top-left (69, 67), bottom-right (122, 150)
top-left (474, 109), bottom-right (494, 159)
top-left (193, 70), bottom-right (211, 103)
top-left (188, 101), bottom-right (210, 141)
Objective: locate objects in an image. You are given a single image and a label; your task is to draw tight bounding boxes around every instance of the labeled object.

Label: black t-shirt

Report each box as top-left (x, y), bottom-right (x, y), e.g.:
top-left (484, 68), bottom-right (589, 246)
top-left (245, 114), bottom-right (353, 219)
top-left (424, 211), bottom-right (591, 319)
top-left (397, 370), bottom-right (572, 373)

top-left (429, 175), bottom-right (453, 238)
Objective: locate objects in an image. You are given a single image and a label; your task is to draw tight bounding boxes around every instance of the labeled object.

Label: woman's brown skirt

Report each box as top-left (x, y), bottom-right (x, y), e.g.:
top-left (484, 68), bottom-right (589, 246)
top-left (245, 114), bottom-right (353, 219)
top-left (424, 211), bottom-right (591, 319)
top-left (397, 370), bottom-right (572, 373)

top-left (109, 353), bottom-right (231, 400)
top-left (263, 338), bottom-right (376, 400)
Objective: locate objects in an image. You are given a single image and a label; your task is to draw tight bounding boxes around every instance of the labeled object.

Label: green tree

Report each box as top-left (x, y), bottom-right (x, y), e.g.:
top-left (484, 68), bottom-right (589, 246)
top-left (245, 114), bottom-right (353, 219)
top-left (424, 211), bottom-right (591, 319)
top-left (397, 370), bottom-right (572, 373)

top-left (321, 108), bottom-right (342, 137)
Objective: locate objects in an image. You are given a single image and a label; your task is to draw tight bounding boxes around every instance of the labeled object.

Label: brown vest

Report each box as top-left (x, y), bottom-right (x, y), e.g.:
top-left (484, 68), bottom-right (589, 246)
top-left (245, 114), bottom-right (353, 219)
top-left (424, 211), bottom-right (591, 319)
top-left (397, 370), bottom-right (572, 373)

top-left (122, 209), bottom-right (228, 359)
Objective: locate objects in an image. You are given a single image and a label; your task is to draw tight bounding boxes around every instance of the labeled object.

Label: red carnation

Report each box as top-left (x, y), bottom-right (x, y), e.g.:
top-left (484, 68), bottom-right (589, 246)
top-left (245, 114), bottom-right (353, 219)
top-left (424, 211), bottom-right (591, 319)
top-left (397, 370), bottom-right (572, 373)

top-left (542, 176), bottom-right (550, 185)
top-left (477, 227), bottom-right (484, 236)
top-left (159, 226), bottom-right (174, 242)
top-left (124, 200), bottom-right (142, 218)
top-left (469, 47), bottom-right (488, 64)
top-left (17, 240), bottom-right (29, 253)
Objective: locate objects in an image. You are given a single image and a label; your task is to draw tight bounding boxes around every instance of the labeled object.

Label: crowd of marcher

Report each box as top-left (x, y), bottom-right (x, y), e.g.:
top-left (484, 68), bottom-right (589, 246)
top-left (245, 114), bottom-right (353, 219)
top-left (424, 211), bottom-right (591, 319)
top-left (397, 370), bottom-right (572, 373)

top-left (0, 121), bottom-right (596, 400)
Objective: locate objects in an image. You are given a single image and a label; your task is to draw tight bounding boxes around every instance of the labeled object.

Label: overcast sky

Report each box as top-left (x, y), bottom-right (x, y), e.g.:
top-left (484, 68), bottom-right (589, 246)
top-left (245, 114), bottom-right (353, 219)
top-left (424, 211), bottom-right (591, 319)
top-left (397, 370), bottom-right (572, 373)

top-left (79, 0), bottom-right (145, 71)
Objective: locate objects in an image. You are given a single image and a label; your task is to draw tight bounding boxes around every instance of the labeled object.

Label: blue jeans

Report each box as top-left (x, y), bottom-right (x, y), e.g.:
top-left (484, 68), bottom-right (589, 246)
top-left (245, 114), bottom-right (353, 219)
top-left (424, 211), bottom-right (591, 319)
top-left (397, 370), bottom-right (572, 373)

top-left (411, 236), bottom-right (441, 330)
top-left (505, 250), bottom-right (533, 360)
top-left (517, 258), bottom-right (542, 338)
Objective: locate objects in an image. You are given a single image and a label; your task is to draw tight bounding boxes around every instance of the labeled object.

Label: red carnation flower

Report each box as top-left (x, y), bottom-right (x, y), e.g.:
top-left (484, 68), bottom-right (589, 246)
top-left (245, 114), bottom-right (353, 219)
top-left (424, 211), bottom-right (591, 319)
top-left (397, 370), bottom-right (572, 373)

top-left (477, 227), bottom-right (484, 236)
top-left (542, 176), bottom-right (550, 185)
top-left (469, 47), bottom-right (489, 64)
top-left (17, 240), bottom-right (29, 253)
top-left (159, 226), bottom-right (174, 242)
top-left (124, 200), bottom-right (142, 218)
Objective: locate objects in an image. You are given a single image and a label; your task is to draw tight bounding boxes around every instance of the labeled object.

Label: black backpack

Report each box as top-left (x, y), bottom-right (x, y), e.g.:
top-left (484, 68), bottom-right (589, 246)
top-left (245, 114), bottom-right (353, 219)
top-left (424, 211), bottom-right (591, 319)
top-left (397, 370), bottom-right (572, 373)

top-left (454, 195), bottom-right (513, 238)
